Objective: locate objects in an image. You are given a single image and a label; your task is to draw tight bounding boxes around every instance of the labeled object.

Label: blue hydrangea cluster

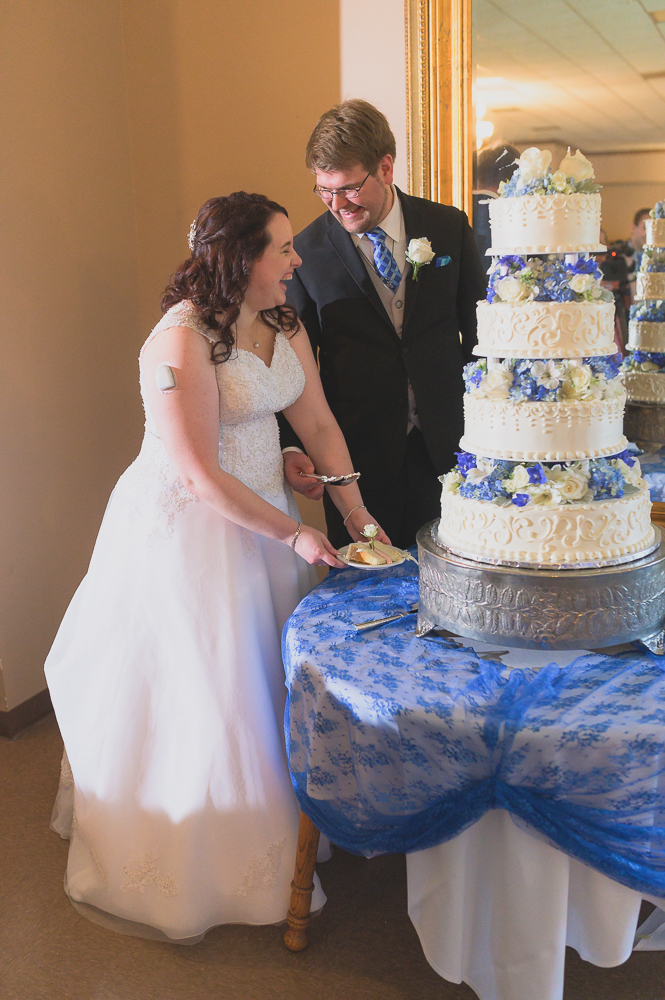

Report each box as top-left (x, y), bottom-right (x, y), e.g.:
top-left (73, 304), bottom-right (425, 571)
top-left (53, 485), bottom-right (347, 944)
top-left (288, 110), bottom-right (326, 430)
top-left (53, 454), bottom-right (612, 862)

top-left (486, 256), bottom-right (603, 304)
top-left (622, 350), bottom-right (665, 373)
top-left (452, 451), bottom-right (633, 506)
top-left (463, 355), bottom-right (621, 401)
top-left (652, 201), bottom-right (665, 220)
top-left (630, 300), bottom-right (665, 323)
top-left (499, 169), bottom-right (599, 199)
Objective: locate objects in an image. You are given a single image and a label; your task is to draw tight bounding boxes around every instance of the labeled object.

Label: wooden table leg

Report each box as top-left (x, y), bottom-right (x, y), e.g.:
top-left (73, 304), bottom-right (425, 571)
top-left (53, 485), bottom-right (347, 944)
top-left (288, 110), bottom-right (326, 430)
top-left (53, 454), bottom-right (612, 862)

top-left (284, 810), bottom-right (321, 952)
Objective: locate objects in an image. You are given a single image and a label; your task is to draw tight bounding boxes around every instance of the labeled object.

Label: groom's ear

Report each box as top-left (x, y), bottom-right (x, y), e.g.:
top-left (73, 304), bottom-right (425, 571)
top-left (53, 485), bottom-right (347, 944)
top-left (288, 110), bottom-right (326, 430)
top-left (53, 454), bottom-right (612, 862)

top-left (377, 155), bottom-right (394, 187)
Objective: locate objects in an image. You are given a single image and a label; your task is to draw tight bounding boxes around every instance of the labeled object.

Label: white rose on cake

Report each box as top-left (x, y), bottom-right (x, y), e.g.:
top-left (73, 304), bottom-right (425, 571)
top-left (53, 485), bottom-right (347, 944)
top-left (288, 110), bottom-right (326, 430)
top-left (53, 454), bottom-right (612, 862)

top-left (502, 464), bottom-right (530, 493)
top-left (495, 274), bottom-right (534, 303)
top-left (440, 470), bottom-right (463, 492)
top-left (548, 466), bottom-right (588, 501)
top-left (569, 273), bottom-right (596, 296)
top-left (477, 365), bottom-right (513, 400)
top-left (518, 147), bottom-right (552, 182)
top-left (560, 149), bottom-right (595, 182)
top-left (615, 458), bottom-right (643, 488)
top-left (562, 364), bottom-right (593, 398)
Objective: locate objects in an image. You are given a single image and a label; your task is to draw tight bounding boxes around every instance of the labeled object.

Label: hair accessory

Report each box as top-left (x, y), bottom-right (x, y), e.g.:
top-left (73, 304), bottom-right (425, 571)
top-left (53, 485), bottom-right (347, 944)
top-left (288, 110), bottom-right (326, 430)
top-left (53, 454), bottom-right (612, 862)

top-left (188, 220), bottom-right (197, 254)
top-left (291, 522), bottom-right (302, 550)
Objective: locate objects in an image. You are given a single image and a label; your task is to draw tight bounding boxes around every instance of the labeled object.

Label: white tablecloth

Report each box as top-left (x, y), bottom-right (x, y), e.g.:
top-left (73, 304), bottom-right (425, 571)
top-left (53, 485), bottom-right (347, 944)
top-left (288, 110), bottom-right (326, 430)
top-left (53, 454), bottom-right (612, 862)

top-left (407, 809), bottom-right (658, 1000)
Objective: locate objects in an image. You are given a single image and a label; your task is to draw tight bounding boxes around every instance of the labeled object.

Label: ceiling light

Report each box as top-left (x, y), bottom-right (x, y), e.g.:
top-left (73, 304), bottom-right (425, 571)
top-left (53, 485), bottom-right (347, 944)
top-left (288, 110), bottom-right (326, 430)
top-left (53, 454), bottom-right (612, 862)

top-left (477, 119), bottom-right (495, 141)
top-left (649, 9), bottom-right (665, 23)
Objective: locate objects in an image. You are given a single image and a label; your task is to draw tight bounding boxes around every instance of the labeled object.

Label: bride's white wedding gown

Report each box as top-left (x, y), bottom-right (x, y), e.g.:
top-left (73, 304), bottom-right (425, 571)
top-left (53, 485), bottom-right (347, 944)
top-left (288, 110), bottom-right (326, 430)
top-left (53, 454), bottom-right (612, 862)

top-left (45, 302), bottom-right (324, 941)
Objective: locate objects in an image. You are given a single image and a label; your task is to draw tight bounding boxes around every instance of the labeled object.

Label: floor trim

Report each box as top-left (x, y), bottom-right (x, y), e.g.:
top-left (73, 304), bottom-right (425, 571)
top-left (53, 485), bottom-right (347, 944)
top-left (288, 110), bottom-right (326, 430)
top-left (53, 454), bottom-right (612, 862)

top-left (0, 689), bottom-right (53, 739)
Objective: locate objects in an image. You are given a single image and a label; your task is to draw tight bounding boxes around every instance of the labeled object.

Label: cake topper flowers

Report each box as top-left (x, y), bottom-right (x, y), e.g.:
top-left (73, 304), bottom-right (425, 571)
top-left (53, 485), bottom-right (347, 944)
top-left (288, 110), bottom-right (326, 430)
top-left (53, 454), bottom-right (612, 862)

top-left (498, 147), bottom-right (600, 198)
top-left (406, 237), bottom-right (436, 281)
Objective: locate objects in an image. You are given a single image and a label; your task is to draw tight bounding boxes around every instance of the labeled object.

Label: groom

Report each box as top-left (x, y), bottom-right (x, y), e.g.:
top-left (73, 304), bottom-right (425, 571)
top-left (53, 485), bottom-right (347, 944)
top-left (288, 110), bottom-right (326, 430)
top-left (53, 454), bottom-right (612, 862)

top-left (280, 100), bottom-right (487, 549)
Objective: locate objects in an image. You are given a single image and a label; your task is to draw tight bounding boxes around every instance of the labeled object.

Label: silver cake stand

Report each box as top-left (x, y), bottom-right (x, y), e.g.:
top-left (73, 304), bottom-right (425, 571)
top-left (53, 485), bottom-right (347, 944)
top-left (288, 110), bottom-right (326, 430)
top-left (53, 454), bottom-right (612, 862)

top-left (624, 402), bottom-right (665, 449)
top-left (416, 520), bottom-right (665, 652)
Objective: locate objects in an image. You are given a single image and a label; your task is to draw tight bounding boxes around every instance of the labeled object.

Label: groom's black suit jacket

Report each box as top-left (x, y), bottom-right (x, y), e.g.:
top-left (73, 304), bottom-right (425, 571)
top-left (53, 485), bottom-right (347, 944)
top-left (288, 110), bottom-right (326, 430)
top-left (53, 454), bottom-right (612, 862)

top-left (280, 186), bottom-right (487, 491)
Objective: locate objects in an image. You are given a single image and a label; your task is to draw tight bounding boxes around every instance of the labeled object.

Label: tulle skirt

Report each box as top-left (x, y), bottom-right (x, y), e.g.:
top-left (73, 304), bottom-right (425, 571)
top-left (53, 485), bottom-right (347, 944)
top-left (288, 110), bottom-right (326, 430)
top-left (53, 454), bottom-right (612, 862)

top-left (45, 480), bottom-right (323, 942)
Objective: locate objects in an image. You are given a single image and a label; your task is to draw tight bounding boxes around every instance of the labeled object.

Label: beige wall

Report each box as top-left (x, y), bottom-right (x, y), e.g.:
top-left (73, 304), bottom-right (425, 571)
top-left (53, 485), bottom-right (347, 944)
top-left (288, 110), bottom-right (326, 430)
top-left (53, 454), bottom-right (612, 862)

top-left (0, 0), bottom-right (143, 710)
top-left (1, 0), bottom-right (339, 712)
top-left (592, 151), bottom-right (665, 243)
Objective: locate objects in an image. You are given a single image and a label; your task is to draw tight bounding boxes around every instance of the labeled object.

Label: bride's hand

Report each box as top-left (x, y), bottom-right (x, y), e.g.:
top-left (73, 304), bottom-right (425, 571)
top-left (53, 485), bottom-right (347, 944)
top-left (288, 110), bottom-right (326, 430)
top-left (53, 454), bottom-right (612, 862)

top-left (345, 509), bottom-right (392, 546)
top-left (294, 525), bottom-right (345, 568)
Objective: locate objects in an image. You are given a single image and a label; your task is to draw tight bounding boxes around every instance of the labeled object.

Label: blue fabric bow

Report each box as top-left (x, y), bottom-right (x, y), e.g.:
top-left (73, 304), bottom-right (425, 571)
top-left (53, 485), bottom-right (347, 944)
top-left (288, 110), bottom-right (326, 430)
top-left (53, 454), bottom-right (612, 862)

top-left (435, 255), bottom-right (451, 267)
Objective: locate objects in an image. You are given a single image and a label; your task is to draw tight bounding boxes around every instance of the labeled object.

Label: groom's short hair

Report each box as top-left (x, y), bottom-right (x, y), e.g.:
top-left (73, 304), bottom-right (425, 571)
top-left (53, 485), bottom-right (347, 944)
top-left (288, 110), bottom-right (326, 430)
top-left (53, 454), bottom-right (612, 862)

top-left (305, 100), bottom-right (397, 175)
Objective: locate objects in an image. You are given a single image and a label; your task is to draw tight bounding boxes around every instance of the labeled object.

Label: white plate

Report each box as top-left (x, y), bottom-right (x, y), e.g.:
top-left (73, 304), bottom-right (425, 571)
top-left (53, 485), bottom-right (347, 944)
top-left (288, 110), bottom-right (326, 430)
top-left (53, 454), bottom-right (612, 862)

top-left (338, 542), bottom-right (408, 570)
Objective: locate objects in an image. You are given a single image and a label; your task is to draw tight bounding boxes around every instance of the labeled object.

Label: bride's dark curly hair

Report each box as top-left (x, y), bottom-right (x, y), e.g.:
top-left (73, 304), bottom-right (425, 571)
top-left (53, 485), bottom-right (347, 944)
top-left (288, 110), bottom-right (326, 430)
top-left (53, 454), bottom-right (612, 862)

top-left (161, 192), bottom-right (299, 365)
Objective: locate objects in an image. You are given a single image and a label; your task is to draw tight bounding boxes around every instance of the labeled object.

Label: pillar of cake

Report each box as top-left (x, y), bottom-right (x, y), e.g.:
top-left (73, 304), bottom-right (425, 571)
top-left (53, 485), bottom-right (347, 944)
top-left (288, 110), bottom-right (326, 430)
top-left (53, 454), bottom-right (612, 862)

top-left (622, 201), bottom-right (665, 443)
top-left (437, 147), bottom-right (655, 566)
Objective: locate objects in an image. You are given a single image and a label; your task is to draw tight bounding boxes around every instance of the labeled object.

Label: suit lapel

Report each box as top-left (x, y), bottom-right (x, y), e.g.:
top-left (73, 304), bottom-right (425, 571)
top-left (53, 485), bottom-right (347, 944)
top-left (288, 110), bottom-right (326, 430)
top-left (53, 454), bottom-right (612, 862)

top-left (399, 189), bottom-right (422, 336)
top-left (325, 215), bottom-right (395, 334)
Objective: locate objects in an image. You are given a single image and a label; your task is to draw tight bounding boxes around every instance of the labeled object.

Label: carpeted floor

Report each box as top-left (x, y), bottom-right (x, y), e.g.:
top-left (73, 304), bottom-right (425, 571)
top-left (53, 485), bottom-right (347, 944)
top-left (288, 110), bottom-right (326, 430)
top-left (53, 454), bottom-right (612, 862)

top-left (2, 713), bottom-right (664, 1000)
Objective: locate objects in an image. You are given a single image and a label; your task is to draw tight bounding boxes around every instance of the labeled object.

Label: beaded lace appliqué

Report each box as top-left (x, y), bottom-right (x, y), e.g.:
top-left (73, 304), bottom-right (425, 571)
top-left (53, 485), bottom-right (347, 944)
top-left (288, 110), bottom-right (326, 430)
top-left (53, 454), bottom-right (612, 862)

top-left (121, 853), bottom-right (180, 897)
top-left (234, 838), bottom-right (286, 897)
top-left (59, 751), bottom-right (74, 789)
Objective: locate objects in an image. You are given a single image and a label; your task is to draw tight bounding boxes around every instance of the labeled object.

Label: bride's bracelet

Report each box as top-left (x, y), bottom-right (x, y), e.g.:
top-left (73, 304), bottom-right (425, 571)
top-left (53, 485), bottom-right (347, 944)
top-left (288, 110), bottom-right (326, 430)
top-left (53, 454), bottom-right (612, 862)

top-left (291, 522), bottom-right (302, 549)
top-left (343, 504), bottom-right (366, 526)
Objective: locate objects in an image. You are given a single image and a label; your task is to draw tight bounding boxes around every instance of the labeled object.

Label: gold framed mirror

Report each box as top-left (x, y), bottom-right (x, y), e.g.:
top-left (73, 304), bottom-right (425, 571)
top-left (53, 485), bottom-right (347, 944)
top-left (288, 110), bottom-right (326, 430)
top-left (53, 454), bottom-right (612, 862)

top-left (405, 0), bottom-right (473, 216)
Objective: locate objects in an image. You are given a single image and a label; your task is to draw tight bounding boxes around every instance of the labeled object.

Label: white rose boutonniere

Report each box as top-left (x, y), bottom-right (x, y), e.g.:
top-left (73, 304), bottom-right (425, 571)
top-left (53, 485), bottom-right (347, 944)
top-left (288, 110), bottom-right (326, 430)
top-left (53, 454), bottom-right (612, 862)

top-left (406, 237), bottom-right (436, 281)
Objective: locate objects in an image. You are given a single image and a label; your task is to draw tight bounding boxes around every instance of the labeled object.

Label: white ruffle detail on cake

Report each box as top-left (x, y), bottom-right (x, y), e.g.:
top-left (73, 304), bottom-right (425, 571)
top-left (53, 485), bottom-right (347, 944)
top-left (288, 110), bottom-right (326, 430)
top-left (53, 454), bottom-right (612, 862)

top-left (474, 300), bottom-right (616, 359)
top-left (437, 485), bottom-right (655, 566)
top-left (636, 273), bottom-right (665, 301)
top-left (624, 370), bottom-right (665, 404)
top-left (627, 320), bottom-right (665, 353)
top-left (487, 193), bottom-right (604, 256)
top-left (460, 394), bottom-right (627, 461)
top-left (645, 219), bottom-right (665, 248)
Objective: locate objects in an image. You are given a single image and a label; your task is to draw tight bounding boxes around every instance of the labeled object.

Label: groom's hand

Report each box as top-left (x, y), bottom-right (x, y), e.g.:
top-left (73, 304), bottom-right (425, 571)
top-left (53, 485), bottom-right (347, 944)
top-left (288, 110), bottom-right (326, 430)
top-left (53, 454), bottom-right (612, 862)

top-left (283, 451), bottom-right (325, 500)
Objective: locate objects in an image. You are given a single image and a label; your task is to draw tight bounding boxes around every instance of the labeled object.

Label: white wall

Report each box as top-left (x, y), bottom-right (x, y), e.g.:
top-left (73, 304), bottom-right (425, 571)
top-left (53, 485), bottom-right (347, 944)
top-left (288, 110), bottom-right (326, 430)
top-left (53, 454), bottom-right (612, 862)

top-left (339, 0), bottom-right (408, 191)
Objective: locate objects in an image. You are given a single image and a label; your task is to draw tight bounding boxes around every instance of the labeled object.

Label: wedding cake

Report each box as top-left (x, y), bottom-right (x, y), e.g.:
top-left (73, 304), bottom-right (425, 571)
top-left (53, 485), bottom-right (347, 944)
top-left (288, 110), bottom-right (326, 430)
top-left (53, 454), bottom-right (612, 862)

top-left (437, 148), bottom-right (655, 566)
top-left (622, 200), bottom-right (665, 405)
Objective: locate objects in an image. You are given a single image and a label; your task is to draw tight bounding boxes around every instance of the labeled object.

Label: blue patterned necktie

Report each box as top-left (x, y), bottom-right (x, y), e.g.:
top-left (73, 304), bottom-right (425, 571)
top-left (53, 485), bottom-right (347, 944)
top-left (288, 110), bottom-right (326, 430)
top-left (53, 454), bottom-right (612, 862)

top-left (364, 228), bottom-right (402, 293)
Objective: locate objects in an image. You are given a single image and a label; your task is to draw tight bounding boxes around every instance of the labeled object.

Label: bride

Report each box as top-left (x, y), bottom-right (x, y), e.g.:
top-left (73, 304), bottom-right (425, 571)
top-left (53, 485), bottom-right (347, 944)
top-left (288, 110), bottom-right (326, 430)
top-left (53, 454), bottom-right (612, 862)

top-left (45, 191), bottom-right (388, 942)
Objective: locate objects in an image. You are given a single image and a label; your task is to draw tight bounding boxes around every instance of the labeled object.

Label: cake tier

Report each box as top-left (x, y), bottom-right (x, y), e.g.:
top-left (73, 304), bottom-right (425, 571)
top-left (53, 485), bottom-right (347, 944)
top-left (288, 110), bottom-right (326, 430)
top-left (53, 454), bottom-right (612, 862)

top-left (475, 300), bottom-right (615, 359)
top-left (437, 484), bottom-right (654, 566)
top-left (624, 370), bottom-right (665, 404)
top-left (645, 219), bottom-right (665, 248)
top-left (627, 319), bottom-right (665, 353)
top-left (487, 192), bottom-right (604, 255)
top-left (637, 273), bottom-right (665, 300)
top-left (460, 394), bottom-right (627, 461)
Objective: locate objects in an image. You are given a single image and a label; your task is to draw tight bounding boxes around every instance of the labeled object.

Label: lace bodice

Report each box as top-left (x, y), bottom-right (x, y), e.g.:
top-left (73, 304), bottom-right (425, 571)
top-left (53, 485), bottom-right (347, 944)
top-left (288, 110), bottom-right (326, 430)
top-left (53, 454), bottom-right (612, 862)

top-left (114, 302), bottom-right (305, 536)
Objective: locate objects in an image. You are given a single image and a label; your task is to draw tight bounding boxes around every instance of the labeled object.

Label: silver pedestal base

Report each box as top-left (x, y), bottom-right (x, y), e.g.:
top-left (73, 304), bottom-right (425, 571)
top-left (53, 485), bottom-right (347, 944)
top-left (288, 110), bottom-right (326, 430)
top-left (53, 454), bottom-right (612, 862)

top-left (416, 520), bottom-right (665, 651)
top-left (624, 402), bottom-right (665, 450)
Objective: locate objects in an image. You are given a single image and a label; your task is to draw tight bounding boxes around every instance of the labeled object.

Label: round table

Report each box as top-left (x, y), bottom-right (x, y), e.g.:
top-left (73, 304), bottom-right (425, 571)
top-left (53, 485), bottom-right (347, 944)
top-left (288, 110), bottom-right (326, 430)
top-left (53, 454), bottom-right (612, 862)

top-left (282, 557), bottom-right (665, 1000)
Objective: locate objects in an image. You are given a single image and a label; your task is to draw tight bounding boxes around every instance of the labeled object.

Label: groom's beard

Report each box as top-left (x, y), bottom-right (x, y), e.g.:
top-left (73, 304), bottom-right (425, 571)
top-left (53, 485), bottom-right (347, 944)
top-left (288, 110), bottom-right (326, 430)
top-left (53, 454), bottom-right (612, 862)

top-left (330, 186), bottom-right (391, 235)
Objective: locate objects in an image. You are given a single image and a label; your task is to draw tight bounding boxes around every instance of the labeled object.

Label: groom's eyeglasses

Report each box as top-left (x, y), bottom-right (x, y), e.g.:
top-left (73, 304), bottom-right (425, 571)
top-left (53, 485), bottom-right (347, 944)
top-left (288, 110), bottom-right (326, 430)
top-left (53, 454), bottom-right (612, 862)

top-left (313, 172), bottom-right (371, 202)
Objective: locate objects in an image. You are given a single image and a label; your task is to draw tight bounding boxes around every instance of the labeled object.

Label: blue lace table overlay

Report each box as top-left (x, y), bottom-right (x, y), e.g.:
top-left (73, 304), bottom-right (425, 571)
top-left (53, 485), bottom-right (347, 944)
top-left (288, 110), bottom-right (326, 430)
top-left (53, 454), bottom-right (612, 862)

top-left (284, 560), bottom-right (665, 896)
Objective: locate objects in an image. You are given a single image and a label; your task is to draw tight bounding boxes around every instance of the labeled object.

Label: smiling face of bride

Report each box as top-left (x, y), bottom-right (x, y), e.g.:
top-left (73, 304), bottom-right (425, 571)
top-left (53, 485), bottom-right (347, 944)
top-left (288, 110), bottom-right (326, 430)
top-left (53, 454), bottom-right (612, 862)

top-left (243, 213), bottom-right (302, 313)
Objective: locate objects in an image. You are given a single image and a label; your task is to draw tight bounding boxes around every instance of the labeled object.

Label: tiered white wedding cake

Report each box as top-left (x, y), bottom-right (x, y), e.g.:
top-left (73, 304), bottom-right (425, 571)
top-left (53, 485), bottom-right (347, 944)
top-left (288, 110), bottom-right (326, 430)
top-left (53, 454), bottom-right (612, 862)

top-left (437, 148), bottom-right (655, 566)
top-left (622, 201), bottom-right (665, 405)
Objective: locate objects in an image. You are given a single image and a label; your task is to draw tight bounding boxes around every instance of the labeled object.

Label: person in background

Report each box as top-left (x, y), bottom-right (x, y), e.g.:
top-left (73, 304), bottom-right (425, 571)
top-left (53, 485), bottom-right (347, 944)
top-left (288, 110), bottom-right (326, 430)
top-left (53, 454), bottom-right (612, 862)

top-left (627, 207), bottom-right (651, 301)
top-left (279, 100), bottom-right (487, 550)
top-left (472, 144), bottom-right (520, 259)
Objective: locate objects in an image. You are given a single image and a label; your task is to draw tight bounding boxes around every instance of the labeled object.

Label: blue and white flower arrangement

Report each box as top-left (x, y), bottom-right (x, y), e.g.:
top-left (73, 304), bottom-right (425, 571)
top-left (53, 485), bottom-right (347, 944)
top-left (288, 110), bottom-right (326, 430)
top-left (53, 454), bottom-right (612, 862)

top-left (630, 300), bottom-right (665, 323)
top-left (463, 356), bottom-right (623, 403)
top-left (498, 147), bottom-right (600, 198)
top-left (639, 248), bottom-right (665, 273)
top-left (650, 201), bottom-right (665, 220)
top-left (440, 451), bottom-right (643, 508)
top-left (621, 350), bottom-right (665, 373)
top-left (487, 255), bottom-right (612, 305)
